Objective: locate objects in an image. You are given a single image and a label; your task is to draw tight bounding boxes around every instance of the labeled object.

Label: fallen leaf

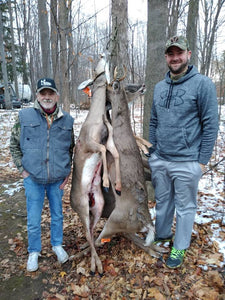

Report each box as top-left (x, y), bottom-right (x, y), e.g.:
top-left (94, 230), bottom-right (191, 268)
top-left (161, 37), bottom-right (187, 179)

top-left (55, 293), bottom-right (65, 300)
top-left (147, 287), bottom-right (166, 300)
top-left (195, 287), bottom-right (219, 299)
top-left (70, 283), bottom-right (90, 297)
top-left (59, 271), bottom-right (67, 278)
top-left (207, 270), bottom-right (224, 289)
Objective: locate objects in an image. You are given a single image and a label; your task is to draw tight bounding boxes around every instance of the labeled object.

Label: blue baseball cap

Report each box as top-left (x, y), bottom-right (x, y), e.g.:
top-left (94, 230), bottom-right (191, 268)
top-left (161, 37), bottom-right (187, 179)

top-left (36, 78), bottom-right (58, 93)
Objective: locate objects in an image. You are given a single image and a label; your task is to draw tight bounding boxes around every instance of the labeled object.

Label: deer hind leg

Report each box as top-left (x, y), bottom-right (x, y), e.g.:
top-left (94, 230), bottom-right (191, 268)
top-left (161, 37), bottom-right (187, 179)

top-left (88, 162), bottom-right (105, 275)
top-left (134, 135), bottom-right (153, 155)
top-left (83, 225), bottom-right (103, 275)
top-left (78, 197), bottom-right (103, 275)
top-left (103, 114), bottom-right (121, 195)
top-left (88, 236), bottom-right (103, 275)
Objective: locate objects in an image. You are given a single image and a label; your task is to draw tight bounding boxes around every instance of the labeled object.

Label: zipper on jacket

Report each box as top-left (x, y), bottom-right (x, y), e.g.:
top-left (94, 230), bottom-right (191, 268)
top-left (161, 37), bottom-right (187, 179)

top-left (166, 82), bottom-right (174, 109)
top-left (47, 128), bottom-right (50, 181)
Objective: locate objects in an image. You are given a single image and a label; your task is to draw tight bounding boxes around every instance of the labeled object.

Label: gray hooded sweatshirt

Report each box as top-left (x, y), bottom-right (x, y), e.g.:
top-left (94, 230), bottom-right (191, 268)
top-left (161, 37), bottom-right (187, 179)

top-left (149, 65), bottom-right (218, 165)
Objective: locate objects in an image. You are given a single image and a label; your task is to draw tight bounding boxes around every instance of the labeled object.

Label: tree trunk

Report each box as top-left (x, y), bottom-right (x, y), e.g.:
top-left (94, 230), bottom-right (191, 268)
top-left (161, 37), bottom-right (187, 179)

top-left (187, 0), bottom-right (199, 67)
top-left (168, 0), bottom-right (180, 37)
top-left (143, 0), bottom-right (168, 140)
top-left (0, 9), bottom-right (11, 109)
top-left (9, 0), bottom-right (18, 98)
top-left (50, 0), bottom-right (59, 84)
top-left (15, 1), bottom-right (29, 84)
top-left (67, 1), bottom-right (75, 105)
top-left (58, 0), bottom-right (70, 112)
top-left (38, 0), bottom-right (51, 77)
top-left (110, 0), bottom-right (129, 80)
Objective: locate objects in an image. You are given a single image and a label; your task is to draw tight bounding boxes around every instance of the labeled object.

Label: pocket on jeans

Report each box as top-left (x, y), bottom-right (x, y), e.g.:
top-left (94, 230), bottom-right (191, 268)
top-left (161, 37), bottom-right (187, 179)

top-left (23, 175), bottom-right (31, 187)
top-left (197, 162), bottom-right (203, 175)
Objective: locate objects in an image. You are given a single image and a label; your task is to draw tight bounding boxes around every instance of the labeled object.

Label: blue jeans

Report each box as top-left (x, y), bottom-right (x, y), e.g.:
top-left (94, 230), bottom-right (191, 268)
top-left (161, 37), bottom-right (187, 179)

top-left (23, 176), bottom-right (64, 253)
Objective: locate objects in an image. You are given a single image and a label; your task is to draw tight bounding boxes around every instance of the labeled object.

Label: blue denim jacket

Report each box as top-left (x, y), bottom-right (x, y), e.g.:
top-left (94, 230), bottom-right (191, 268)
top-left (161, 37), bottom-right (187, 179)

top-left (149, 65), bottom-right (218, 165)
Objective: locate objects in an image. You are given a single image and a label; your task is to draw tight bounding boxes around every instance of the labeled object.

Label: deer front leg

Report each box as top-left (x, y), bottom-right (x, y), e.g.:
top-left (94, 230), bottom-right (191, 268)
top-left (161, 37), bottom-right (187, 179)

top-left (103, 115), bottom-right (121, 195)
top-left (124, 233), bottom-right (168, 258)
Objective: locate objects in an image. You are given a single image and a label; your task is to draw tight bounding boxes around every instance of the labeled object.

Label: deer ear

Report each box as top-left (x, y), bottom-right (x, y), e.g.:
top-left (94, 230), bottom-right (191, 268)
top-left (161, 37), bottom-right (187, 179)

top-left (78, 79), bottom-right (93, 90)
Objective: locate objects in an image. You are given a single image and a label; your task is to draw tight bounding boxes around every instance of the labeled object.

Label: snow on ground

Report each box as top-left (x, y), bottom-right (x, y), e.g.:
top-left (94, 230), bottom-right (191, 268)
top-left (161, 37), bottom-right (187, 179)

top-left (0, 101), bottom-right (224, 265)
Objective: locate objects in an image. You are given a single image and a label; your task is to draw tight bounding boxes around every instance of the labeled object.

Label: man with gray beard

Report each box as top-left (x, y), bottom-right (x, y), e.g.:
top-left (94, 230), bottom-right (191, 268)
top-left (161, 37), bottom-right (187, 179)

top-left (10, 78), bottom-right (74, 272)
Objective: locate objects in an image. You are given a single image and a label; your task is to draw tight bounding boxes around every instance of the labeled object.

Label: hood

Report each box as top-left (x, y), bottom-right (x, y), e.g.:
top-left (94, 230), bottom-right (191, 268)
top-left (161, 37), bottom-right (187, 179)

top-left (165, 65), bottom-right (199, 84)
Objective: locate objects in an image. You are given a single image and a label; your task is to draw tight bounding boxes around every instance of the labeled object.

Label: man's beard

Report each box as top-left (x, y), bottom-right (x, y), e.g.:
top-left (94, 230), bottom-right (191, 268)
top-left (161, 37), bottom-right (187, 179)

top-left (168, 61), bottom-right (188, 75)
top-left (40, 99), bottom-right (55, 110)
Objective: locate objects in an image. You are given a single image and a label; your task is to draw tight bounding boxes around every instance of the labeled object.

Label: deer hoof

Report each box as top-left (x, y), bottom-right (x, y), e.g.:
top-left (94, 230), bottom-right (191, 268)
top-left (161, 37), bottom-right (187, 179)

top-left (116, 189), bottom-right (121, 196)
top-left (99, 272), bottom-right (104, 277)
top-left (90, 271), bottom-right (95, 276)
top-left (103, 187), bottom-right (109, 193)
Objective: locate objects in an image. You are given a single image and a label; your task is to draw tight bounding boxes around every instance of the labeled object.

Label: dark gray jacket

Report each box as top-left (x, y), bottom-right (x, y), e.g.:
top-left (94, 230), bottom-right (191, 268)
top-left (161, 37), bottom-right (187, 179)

top-left (149, 65), bottom-right (218, 165)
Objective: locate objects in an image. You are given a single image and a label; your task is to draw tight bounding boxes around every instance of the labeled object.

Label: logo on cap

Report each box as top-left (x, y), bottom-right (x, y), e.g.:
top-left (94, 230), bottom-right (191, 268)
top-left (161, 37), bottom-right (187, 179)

top-left (165, 35), bottom-right (189, 53)
top-left (36, 77), bottom-right (58, 93)
top-left (40, 79), bottom-right (52, 87)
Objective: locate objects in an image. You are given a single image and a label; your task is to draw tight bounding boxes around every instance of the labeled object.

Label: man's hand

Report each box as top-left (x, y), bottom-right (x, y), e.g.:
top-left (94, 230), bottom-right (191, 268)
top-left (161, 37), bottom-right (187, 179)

top-left (199, 163), bottom-right (207, 173)
top-left (60, 175), bottom-right (69, 190)
top-left (22, 170), bottom-right (30, 178)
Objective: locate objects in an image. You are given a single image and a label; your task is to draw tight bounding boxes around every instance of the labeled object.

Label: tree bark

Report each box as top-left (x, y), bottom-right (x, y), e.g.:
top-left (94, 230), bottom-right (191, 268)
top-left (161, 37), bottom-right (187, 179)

top-left (38, 0), bottom-right (51, 77)
top-left (187, 0), bottom-right (199, 67)
top-left (58, 0), bottom-right (70, 112)
top-left (143, 0), bottom-right (168, 140)
top-left (50, 0), bottom-right (59, 84)
top-left (168, 0), bottom-right (180, 37)
top-left (9, 0), bottom-right (18, 98)
top-left (0, 9), bottom-right (11, 109)
top-left (110, 0), bottom-right (129, 81)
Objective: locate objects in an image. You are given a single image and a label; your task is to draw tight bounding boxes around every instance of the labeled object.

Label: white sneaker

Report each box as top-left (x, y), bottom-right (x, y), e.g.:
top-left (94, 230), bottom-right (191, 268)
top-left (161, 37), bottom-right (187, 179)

top-left (27, 252), bottom-right (40, 272)
top-left (52, 245), bottom-right (69, 264)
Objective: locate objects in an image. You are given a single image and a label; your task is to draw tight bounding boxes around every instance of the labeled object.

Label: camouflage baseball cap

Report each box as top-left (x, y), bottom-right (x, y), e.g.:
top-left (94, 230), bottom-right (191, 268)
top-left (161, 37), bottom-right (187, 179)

top-left (165, 35), bottom-right (189, 53)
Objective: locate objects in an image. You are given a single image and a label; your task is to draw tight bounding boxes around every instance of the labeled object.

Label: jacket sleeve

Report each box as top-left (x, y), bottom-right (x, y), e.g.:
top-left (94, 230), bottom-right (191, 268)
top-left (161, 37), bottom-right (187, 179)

top-left (149, 99), bottom-right (158, 148)
top-left (69, 128), bottom-right (75, 163)
top-left (10, 116), bottom-right (24, 173)
top-left (197, 77), bottom-right (219, 165)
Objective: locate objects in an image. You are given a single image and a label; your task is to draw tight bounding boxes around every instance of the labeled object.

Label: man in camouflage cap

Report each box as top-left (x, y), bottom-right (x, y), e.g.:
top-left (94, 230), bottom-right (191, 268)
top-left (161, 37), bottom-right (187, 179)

top-left (148, 35), bottom-right (218, 268)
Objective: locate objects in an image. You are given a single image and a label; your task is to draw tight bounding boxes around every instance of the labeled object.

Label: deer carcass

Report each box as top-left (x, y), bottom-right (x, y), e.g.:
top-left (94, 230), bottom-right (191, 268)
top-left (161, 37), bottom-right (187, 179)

top-left (70, 55), bottom-right (121, 275)
top-left (71, 58), bottom-right (164, 275)
top-left (94, 80), bottom-right (158, 253)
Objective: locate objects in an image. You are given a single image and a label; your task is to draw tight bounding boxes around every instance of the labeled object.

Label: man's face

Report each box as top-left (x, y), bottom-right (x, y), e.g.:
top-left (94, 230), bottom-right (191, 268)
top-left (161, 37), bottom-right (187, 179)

top-left (37, 88), bottom-right (59, 110)
top-left (165, 46), bottom-right (192, 75)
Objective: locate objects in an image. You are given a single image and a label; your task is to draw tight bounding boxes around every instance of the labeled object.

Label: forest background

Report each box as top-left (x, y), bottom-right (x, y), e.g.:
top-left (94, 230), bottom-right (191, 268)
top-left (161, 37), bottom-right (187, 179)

top-left (0, 0), bottom-right (225, 138)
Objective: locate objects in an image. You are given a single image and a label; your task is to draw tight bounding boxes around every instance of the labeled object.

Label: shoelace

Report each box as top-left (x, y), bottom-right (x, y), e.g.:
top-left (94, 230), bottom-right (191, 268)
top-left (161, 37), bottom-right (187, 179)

top-left (170, 248), bottom-right (185, 259)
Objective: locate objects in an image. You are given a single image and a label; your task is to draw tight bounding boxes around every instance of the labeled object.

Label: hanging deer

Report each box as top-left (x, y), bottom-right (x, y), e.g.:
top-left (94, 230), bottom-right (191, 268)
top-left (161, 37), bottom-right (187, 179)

top-left (70, 58), bottom-right (164, 275)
